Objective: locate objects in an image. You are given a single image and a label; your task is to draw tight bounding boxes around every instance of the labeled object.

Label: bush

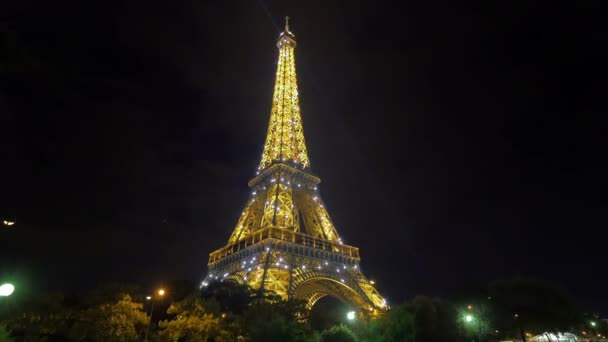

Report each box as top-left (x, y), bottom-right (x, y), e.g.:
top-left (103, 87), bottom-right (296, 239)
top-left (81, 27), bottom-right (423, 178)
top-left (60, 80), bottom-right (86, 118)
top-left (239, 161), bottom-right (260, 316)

top-left (321, 324), bottom-right (358, 342)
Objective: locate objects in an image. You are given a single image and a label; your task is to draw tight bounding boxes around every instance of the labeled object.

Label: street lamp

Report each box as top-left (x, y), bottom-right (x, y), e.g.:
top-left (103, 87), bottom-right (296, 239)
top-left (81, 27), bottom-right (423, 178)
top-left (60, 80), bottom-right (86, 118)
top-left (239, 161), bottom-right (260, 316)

top-left (347, 311), bottom-right (356, 321)
top-left (0, 283), bottom-right (14, 297)
top-left (465, 314), bottom-right (473, 323)
top-left (144, 288), bottom-right (166, 342)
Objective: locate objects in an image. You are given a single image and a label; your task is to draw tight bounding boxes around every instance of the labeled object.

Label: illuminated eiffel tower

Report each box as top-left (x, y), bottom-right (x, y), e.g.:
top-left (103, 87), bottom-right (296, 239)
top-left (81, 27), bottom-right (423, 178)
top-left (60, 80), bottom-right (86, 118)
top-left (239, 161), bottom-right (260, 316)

top-left (203, 18), bottom-right (386, 312)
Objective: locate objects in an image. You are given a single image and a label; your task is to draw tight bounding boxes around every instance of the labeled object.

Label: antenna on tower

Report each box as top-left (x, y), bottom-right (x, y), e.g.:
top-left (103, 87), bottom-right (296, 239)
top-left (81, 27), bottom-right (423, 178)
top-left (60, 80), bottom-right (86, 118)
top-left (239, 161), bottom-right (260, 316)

top-left (285, 16), bottom-right (290, 32)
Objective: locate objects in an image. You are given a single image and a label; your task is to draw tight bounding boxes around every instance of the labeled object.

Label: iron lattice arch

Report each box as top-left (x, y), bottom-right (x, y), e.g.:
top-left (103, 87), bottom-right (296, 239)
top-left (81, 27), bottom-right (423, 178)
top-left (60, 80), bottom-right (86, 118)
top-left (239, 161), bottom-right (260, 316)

top-left (202, 19), bottom-right (387, 313)
top-left (205, 235), bottom-right (386, 312)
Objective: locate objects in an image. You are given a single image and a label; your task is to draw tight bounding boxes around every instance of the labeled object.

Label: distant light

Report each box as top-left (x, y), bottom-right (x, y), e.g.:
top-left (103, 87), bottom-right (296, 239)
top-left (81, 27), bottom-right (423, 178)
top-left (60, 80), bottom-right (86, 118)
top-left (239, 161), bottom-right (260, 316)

top-left (146, 296), bottom-right (152, 300)
top-left (467, 305), bottom-right (473, 310)
top-left (346, 311), bottom-right (356, 320)
top-left (370, 280), bottom-right (375, 285)
top-left (465, 314), bottom-right (473, 322)
top-left (0, 283), bottom-right (15, 297)
top-left (158, 289), bottom-right (165, 296)
top-left (2, 220), bottom-right (15, 227)
top-left (591, 321), bottom-right (597, 327)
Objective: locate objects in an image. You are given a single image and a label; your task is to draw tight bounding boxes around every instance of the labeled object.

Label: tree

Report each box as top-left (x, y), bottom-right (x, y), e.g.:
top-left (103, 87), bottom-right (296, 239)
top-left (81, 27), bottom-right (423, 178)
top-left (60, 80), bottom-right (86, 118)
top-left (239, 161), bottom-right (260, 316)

top-left (247, 316), bottom-right (308, 342)
top-left (358, 304), bottom-right (416, 342)
top-left (67, 294), bottom-right (148, 341)
top-left (488, 277), bottom-right (582, 339)
top-left (157, 295), bottom-right (221, 342)
top-left (201, 281), bottom-right (255, 315)
top-left (320, 324), bottom-right (358, 342)
top-left (0, 324), bottom-right (14, 342)
top-left (240, 296), bottom-right (309, 342)
top-left (406, 296), bottom-right (463, 342)
top-left (0, 291), bottom-right (70, 340)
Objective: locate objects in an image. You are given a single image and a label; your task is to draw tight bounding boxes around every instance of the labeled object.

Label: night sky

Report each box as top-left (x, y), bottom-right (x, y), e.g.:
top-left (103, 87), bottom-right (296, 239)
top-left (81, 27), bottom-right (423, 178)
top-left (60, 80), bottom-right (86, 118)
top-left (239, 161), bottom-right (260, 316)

top-left (1, 1), bottom-right (606, 312)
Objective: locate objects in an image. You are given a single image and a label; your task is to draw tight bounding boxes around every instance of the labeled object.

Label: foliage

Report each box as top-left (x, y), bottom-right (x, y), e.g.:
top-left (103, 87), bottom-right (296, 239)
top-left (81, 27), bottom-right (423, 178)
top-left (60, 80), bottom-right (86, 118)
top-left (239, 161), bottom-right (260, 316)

top-left (0, 324), bottom-right (14, 342)
top-left (201, 281), bottom-right (255, 315)
top-left (157, 295), bottom-right (221, 342)
top-left (455, 302), bottom-right (492, 341)
top-left (246, 315), bottom-right (307, 342)
top-left (487, 277), bottom-right (582, 337)
top-left (240, 295), bottom-right (310, 342)
top-left (0, 278), bottom-right (589, 341)
top-left (407, 296), bottom-right (461, 342)
top-left (357, 304), bottom-right (415, 342)
top-left (0, 291), bottom-right (70, 340)
top-left (320, 324), bottom-right (358, 342)
top-left (67, 294), bottom-right (148, 341)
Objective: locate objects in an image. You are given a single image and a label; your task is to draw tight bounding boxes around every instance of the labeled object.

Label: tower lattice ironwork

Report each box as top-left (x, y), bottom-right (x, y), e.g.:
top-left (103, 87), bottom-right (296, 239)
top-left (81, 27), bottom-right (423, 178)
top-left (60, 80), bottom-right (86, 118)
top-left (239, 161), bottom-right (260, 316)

top-left (203, 18), bottom-right (387, 313)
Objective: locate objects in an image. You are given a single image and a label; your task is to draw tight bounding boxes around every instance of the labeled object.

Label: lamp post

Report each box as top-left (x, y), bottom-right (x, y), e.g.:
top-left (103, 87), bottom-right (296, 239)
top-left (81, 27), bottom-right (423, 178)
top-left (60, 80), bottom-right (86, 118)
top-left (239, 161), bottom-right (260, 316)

top-left (590, 321), bottom-right (598, 342)
top-left (144, 288), bottom-right (165, 342)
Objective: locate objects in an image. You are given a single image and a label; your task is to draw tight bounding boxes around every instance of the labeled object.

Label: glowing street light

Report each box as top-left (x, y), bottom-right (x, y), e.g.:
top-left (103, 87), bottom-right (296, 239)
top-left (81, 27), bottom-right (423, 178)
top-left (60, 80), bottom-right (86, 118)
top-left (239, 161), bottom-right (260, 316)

top-left (346, 311), bottom-right (356, 321)
top-left (0, 283), bottom-right (14, 296)
top-left (465, 314), bottom-right (473, 323)
top-left (2, 220), bottom-right (15, 227)
top-left (590, 321), bottom-right (597, 327)
top-left (145, 288), bottom-right (167, 342)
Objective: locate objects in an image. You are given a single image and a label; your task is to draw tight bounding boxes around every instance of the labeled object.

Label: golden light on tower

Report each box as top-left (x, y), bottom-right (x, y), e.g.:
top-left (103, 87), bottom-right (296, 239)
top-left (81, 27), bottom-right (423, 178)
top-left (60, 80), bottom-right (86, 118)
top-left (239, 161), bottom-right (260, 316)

top-left (203, 17), bottom-right (386, 312)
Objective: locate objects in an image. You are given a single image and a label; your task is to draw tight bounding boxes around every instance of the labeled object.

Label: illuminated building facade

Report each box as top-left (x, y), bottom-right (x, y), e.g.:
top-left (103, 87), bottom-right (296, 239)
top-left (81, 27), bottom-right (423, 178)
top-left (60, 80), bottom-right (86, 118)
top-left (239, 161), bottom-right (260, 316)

top-left (203, 18), bottom-right (386, 312)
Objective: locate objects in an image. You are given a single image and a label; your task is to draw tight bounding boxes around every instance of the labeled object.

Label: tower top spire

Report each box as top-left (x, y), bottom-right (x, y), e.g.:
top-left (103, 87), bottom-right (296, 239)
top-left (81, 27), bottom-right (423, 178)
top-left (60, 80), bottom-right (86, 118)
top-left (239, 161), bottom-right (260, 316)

top-left (277, 16), bottom-right (296, 48)
top-left (259, 18), bottom-right (308, 170)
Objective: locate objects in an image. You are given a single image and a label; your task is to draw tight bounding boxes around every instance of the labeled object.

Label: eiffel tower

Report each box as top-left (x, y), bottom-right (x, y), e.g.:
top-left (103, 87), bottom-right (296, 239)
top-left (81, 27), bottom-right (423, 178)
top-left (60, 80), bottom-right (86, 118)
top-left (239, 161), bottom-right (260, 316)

top-left (203, 18), bottom-right (386, 313)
